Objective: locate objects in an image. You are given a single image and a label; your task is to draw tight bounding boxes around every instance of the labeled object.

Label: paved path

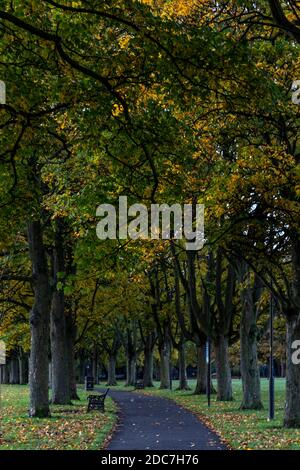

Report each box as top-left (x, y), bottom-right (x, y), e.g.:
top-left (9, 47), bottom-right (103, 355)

top-left (100, 389), bottom-right (226, 450)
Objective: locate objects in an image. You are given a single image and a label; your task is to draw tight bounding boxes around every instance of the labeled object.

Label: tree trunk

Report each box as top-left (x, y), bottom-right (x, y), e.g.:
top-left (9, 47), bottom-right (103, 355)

top-left (194, 345), bottom-right (207, 394)
top-left (107, 354), bottom-right (117, 386)
top-left (240, 296), bottom-right (263, 409)
top-left (50, 222), bottom-right (71, 405)
top-left (48, 361), bottom-right (52, 388)
top-left (124, 325), bottom-right (137, 386)
top-left (66, 314), bottom-right (79, 400)
top-left (93, 347), bottom-right (99, 385)
top-left (281, 360), bottom-right (286, 378)
top-left (126, 355), bottom-right (136, 386)
top-left (9, 356), bottom-right (19, 384)
top-left (78, 353), bottom-right (86, 384)
top-left (27, 220), bottom-right (51, 418)
top-left (177, 340), bottom-right (189, 390)
top-left (284, 314), bottom-right (300, 427)
top-left (194, 344), bottom-right (215, 394)
top-left (159, 339), bottom-right (171, 389)
top-left (143, 335), bottom-right (154, 387)
top-left (18, 349), bottom-right (28, 385)
top-left (153, 359), bottom-right (160, 381)
top-left (284, 230), bottom-right (300, 427)
top-left (1, 362), bottom-right (9, 384)
top-left (50, 294), bottom-right (70, 404)
top-left (215, 335), bottom-right (232, 401)
top-left (0, 365), bottom-right (6, 384)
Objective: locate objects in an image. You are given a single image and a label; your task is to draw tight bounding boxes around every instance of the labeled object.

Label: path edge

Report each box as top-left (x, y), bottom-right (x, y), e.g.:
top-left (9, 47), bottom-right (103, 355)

top-left (134, 389), bottom-right (231, 450)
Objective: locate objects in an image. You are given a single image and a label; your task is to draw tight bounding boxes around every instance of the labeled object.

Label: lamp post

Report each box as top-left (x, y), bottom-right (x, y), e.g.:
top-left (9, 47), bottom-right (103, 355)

top-left (269, 288), bottom-right (275, 420)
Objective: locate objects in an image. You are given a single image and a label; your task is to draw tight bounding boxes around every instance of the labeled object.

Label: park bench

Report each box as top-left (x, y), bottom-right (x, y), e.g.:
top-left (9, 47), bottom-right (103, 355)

top-left (87, 389), bottom-right (109, 412)
top-left (135, 381), bottom-right (144, 390)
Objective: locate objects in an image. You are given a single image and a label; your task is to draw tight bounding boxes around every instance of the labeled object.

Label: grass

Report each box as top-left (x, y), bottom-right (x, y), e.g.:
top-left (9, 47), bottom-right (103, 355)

top-left (0, 385), bottom-right (117, 450)
top-left (1, 379), bottom-right (299, 450)
top-left (131, 378), bottom-right (300, 450)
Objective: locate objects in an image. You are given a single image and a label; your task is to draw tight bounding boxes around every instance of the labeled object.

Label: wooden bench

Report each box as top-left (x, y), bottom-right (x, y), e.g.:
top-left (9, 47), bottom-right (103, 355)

top-left (87, 389), bottom-right (109, 412)
top-left (135, 381), bottom-right (144, 390)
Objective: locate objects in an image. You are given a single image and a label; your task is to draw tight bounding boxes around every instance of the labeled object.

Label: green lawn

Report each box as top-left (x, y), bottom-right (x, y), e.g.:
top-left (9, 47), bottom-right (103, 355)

top-left (0, 385), bottom-right (117, 450)
top-left (1, 380), bottom-right (299, 450)
top-left (134, 378), bottom-right (300, 450)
